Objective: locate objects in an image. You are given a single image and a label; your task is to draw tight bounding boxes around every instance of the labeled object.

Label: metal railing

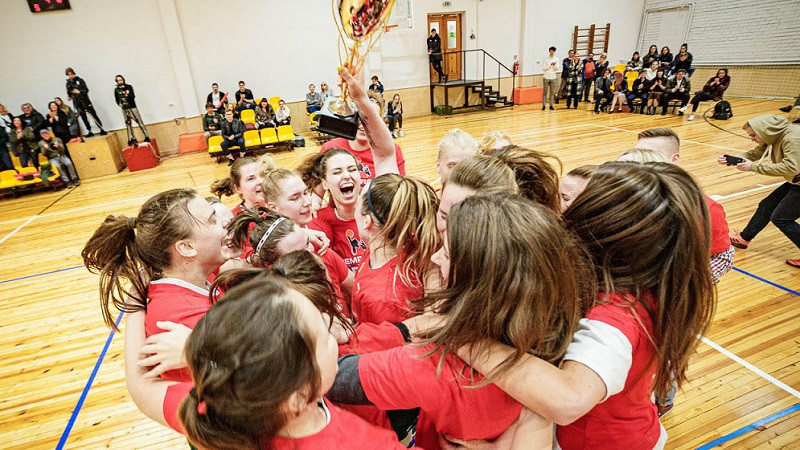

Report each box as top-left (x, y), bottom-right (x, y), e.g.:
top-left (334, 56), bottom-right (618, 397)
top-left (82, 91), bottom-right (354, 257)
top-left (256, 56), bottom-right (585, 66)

top-left (430, 48), bottom-right (515, 112)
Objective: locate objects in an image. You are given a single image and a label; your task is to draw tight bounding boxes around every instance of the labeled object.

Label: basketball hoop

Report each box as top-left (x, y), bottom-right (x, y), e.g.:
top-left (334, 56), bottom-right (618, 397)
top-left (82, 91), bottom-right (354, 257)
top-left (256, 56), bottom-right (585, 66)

top-left (384, 24), bottom-right (399, 32)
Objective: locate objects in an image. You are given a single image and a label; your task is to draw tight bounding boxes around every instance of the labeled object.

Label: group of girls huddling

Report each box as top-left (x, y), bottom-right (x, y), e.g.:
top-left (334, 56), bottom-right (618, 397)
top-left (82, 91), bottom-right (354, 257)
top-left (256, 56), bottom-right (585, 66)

top-left (82, 68), bottom-right (718, 450)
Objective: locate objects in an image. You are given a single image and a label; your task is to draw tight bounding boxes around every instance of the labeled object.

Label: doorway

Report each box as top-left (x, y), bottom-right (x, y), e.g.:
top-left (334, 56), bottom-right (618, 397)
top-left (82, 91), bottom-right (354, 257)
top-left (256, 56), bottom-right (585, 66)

top-left (428, 12), bottom-right (462, 82)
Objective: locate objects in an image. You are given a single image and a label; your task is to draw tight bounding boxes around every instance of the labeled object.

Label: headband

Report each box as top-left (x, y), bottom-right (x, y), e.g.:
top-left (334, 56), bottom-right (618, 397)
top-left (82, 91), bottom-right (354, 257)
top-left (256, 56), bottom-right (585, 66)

top-left (255, 217), bottom-right (287, 255)
top-left (365, 180), bottom-right (385, 225)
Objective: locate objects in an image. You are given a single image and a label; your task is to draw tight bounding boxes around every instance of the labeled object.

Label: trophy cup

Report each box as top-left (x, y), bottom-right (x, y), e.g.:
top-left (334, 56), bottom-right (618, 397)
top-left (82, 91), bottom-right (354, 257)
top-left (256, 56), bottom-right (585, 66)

top-left (316, 0), bottom-right (396, 140)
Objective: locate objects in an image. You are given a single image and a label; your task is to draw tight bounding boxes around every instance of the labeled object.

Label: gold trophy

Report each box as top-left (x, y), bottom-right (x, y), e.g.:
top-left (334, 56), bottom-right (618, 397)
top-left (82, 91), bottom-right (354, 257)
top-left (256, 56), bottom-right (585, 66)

top-left (319, 0), bottom-right (396, 139)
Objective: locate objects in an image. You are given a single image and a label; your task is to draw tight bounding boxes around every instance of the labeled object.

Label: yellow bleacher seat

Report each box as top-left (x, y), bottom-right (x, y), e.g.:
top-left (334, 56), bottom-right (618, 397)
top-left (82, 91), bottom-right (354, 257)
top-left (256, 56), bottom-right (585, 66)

top-left (0, 170), bottom-right (18, 190)
top-left (268, 96), bottom-right (281, 112)
top-left (260, 128), bottom-right (279, 145)
top-left (277, 125), bottom-right (294, 142)
top-left (208, 135), bottom-right (224, 156)
top-left (244, 130), bottom-right (262, 148)
top-left (240, 109), bottom-right (256, 126)
top-left (613, 63), bottom-right (627, 73)
top-left (16, 167), bottom-right (42, 186)
top-left (626, 72), bottom-right (639, 84)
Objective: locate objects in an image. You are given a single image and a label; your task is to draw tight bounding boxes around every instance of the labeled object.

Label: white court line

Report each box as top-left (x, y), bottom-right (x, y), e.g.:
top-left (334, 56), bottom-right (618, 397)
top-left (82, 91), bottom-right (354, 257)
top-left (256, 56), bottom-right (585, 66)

top-left (0, 184), bottom-right (210, 225)
top-left (700, 335), bottom-right (800, 399)
top-left (708, 182), bottom-right (784, 201)
top-left (589, 123), bottom-right (744, 152)
top-left (0, 216), bottom-right (37, 245)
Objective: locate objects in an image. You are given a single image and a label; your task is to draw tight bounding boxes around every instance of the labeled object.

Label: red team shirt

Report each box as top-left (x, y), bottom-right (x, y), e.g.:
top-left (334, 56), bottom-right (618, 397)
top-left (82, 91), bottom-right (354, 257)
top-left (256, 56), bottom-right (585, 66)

top-left (320, 249), bottom-right (352, 317)
top-left (320, 138), bottom-right (406, 181)
top-left (705, 195), bottom-right (731, 254)
top-left (310, 205), bottom-right (366, 272)
top-left (351, 251), bottom-right (422, 324)
top-left (557, 292), bottom-right (663, 449)
top-left (358, 344), bottom-right (522, 446)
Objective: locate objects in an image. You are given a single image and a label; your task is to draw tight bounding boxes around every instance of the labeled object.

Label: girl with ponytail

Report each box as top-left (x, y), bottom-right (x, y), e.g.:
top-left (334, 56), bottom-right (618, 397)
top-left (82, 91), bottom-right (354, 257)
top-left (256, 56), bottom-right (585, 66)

top-left (210, 156), bottom-right (264, 216)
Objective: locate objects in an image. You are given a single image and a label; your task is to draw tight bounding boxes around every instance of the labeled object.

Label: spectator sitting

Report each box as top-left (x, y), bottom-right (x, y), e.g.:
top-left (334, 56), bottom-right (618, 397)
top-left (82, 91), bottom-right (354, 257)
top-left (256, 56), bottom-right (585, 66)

top-left (255, 98), bottom-right (276, 129)
top-left (644, 60), bottom-right (660, 81)
top-left (206, 83), bottom-right (228, 115)
top-left (684, 68), bottom-right (730, 120)
top-left (275, 99), bottom-right (291, 125)
top-left (319, 81), bottom-right (337, 102)
top-left (608, 71), bottom-right (629, 113)
top-left (54, 97), bottom-right (80, 140)
top-left (306, 84), bottom-right (322, 114)
top-left (675, 43), bottom-right (694, 75)
top-left (0, 125), bottom-right (11, 171)
top-left (38, 128), bottom-right (79, 188)
top-left (220, 109), bottom-right (246, 165)
top-left (645, 68), bottom-right (667, 115)
top-left (10, 117), bottom-right (39, 169)
top-left (593, 69), bottom-right (614, 114)
top-left (626, 51), bottom-right (642, 73)
top-left (387, 94), bottom-right (404, 138)
top-left (670, 52), bottom-right (692, 78)
top-left (581, 52), bottom-right (596, 102)
top-left (642, 44), bottom-right (659, 68)
top-left (661, 69), bottom-right (691, 116)
top-left (592, 53), bottom-right (610, 98)
top-left (659, 46), bottom-right (673, 69)
top-left (234, 80), bottom-right (256, 112)
top-left (628, 70), bottom-right (650, 114)
top-left (21, 103), bottom-right (47, 135)
top-left (368, 75), bottom-right (385, 110)
top-left (202, 102), bottom-right (223, 142)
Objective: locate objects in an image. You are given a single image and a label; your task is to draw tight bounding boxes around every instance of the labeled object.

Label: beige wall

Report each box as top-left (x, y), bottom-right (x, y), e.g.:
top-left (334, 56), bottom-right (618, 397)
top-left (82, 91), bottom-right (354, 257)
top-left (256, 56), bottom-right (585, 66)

top-left (691, 66), bottom-right (800, 99)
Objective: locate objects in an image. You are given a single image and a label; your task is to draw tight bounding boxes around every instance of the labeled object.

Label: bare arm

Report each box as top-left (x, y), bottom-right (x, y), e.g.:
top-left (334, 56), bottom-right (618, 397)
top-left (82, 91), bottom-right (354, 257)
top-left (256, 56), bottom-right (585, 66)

top-left (339, 68), bottom-right (398, 175)
top-left (124, 311), bottom-right (176, 427)
top-left (459, 342), bottom-right (606, 425)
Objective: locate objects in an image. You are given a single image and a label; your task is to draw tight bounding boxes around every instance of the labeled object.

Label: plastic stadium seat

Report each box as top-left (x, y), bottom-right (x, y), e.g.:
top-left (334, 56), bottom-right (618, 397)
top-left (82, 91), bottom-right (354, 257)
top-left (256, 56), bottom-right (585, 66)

top-left (277, 125), bottom-right (295, 142)
top-left (268, 96), bottom-right (281, 112)
top-left (208, 135), bottom-right (224, 156)
top-left (614, 63), bottom-right (627, 73)
top-left (244, 130), bottom-right (262, 149)
top-left (0, 170), bottom-right (19, 190)
top-left (16, 167), bottom-right (43, 186)
top-left (240, 109), bottom-right (256, 126)
top-left (260, 128), bottom-right (279, 145)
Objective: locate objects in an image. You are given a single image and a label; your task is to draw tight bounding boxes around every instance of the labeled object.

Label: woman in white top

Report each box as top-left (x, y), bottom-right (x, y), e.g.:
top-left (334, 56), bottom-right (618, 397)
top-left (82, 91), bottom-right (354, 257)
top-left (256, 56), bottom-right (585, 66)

top-left (644, 60), bottom-right (659, 81)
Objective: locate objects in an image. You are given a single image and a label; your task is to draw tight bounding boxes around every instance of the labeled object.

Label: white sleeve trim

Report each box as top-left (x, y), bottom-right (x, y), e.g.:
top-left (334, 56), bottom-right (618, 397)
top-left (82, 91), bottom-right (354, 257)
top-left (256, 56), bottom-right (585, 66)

top-left (562, 318), bottom-right (633, 402)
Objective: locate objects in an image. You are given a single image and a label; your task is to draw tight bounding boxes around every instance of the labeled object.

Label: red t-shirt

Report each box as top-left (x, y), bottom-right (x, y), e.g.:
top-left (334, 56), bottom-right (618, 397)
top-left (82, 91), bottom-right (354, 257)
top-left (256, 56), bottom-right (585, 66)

top-left (145, 279), bottom-right (211, 382)
top-left (320, 137), bottom-right (406, 181)
top-left (557, 293), bottom-right (661, 450)
top-left (270, 398), bottom-right (407, 449)
top-left (338, 321), bottom-right (406, 357)
top-left (359, 344), bottom-right (521, 443)
top-left (231, 202), bottom-right (256, 260)
top-left (321, 249), bottom-right (352, 317)
top-left (352, 251), bottom-right (422, 325)
top-left (164, 381), bottom-right (193, 433)
top-left (309, 205), bottom-right (365, 271)
top-left (705, 195), bottom-right (731, 255)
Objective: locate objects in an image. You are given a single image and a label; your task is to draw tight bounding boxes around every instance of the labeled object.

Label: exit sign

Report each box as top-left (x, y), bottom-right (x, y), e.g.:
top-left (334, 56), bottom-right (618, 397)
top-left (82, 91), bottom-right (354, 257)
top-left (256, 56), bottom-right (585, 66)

top-left (442, 1), bottom-right (452, 6)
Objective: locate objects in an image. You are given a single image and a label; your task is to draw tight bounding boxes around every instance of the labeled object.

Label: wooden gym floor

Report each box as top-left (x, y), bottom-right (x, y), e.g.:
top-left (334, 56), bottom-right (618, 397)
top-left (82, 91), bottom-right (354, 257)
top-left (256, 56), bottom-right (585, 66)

top-left (1, 98), bottom-right (798, 449)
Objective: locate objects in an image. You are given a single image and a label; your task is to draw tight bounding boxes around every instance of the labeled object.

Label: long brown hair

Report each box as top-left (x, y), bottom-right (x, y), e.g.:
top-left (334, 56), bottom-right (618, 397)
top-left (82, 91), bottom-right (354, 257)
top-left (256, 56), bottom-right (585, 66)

top-left (296, 148), bottom-right (356, 193)
top-left (563, 162), bottom-right (716, 400)
top-left (418, 193), bottom-right (590, 384)
top-left (82, 188), bottom-right (199, 329)
top-left (445, 154), bottom-right (518, 195)
top-left (483, 145), bottom-right (562, 211)
top-left (179, 276), bottom-right (321, 450)
top-left (227, 206), bottom-right (294, 266)
top-left (210, 156), bottom-right (258, 198)
top-left (361, 173), bottom-right (441, 288)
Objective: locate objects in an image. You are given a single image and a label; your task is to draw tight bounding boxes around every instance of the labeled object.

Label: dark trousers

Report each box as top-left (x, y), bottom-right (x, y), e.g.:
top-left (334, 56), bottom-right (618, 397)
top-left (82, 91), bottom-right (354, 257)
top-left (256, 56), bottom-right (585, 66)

top-left (75, 98), bottom-right (103, 131)
top-left (0, 146), bottom-right (14, 171)
top-left (388, 113), bottom-right (403, 131)
top-left (430, 59), bottom-right (445, 79)
top-left (220, 137), bottom-right (244, 154)
top-left (690, 91), bottom-right (715, 112)
top-left (662, 92), bottom-right (690, 113)
top-left (594, 94), bottom-right (613, 112)
top-left (557, 77), bottom-right (569, 99)
top-left (567, 84), bottom-right (580, 108)
top-left (582, 79), bottom-right (594, 101)
top-left (628, 93), bottom-right (647, 112)
top-left (19, 150), bottom-right (40, 169)
top-left (741, 182), bottom-right (800, 250)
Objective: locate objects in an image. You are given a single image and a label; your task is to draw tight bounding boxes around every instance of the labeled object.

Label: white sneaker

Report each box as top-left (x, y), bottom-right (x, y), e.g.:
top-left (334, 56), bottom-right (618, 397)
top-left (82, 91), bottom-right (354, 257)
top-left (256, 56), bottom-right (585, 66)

top-left (392, 131), bottom-right (398, 138)
top-left (398, 130), bottom-right (404, 137)
top-left (678, 106), bottom-right (687, 113)
top-left (688, 114), bottom-right (695, 121)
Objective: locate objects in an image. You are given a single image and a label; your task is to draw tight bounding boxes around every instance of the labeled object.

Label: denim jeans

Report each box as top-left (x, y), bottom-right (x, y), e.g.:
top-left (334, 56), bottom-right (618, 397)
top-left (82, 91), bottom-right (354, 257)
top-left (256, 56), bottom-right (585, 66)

top-left (741, 182), bottom-right (800, 249)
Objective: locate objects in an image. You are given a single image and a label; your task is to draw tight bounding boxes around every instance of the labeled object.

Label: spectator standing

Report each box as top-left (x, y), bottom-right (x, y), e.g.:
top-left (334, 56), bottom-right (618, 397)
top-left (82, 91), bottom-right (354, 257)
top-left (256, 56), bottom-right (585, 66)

top-left (54, 97), bottom-right (81, 140)
top-left (684, 68), bottom-right (730, 120)
top-left (38, 128), bottom-right (80, 188)
top-left (202, 103), bottom-right (223, 142)
top-left (541, 46), bottom-right (559, 111)
top-left (427, 29), bottom-right (447, 82)
top-left (46, 101), bottom-right (72, 150)
top-left (581, 52), bottom-right (596, 102)
top-left (234, 80), bottom-right (256, 113)
top-left (114, 75), bottom-right (150, 146)
top-left (0, 125), bottom-right (11, 171)
top-left (65, 67), bottom-right (106, 137)
top-left (206, 83), bottom-right (228, 115)
top-left (564, 54), bottom-right (583, 109)
top-left (557, 50), bottom-right (575, 103)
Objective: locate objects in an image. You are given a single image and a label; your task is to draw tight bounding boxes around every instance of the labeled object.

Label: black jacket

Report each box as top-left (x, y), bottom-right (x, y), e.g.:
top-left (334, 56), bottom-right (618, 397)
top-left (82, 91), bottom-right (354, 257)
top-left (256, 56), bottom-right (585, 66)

top-left (427, 34), bottom-right (442, 62)
top-left (114, 83), bottom-right (137, 109)
top-left (22, 111), bottom-right (47, 134)
top-left (235, 89), bottom-right (255, 105)
top-left (221, 119), bottom-right (245, 139)
top-left (47, 109), bottom-right (71, 136)
top-left (66, 76), bottom-right (92, 105)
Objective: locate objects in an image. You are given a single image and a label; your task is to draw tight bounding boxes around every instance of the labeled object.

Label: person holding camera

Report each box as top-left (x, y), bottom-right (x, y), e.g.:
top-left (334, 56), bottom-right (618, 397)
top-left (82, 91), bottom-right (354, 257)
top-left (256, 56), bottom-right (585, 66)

top-left (721, 114), bottom-right (800, 267)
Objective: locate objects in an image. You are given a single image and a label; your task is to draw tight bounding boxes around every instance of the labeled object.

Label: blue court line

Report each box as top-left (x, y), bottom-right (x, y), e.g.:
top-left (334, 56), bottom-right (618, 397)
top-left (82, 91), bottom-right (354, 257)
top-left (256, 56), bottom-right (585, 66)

top-left (696, 403), bottom-right (800, 449)
top-left (56, 310), bottom-right (125, 450)
top-left (0, 265), bottom-right (84, 284)
top-left (732, 266), bottom-right (800, 297)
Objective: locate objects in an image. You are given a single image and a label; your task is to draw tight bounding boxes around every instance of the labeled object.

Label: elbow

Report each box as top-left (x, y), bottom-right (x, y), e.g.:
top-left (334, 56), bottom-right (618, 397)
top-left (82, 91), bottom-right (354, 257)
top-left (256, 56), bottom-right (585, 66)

top-left (550, 393), bottom-right (593, 425)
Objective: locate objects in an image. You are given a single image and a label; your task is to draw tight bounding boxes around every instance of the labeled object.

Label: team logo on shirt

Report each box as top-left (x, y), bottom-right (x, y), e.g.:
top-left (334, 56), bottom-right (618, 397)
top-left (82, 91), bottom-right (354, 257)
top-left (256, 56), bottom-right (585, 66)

top-left (345, 229), bottom-right (366, 255)
top-left (356, 157), bottom-right (372, 179)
